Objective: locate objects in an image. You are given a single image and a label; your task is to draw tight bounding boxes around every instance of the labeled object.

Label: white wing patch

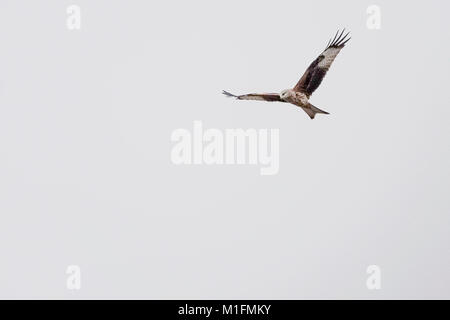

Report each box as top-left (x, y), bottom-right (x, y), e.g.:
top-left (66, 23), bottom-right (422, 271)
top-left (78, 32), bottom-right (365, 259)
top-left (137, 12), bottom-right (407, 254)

top-left (318, 47), bottom-right (342, 70)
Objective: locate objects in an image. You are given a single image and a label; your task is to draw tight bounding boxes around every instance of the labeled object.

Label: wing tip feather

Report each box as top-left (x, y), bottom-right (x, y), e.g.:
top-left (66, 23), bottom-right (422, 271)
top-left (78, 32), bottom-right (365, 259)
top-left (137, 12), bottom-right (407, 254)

top-left (222, 90), bottom-right (239, 99)
top-left (326, 29), bottom-right (351, 50)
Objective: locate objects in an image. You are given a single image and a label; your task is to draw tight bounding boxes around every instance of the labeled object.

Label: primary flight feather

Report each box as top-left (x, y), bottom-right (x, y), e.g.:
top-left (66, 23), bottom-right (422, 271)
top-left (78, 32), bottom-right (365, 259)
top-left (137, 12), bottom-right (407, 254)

top-left (223, 29), bottom-right (350, 119)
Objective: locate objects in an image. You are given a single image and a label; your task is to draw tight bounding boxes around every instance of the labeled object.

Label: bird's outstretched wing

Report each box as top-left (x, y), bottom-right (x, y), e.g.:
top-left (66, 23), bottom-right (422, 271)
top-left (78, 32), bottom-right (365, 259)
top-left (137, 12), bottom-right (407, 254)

top-left (293, 30), bottom-right (350, 97)
top-left (222, 90), bottom-right (285, 102)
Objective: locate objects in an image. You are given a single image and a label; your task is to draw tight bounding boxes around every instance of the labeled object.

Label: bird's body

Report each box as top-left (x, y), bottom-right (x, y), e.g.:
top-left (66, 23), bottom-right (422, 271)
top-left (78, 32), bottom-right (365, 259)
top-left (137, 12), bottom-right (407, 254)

top-left (223, 30), bottom-right (351, 119)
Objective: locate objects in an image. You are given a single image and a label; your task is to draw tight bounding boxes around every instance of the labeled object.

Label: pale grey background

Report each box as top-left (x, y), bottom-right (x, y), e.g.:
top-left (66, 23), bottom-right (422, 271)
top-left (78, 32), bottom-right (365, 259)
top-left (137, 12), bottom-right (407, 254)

top-left (0, 0), bottom-right (449, 299)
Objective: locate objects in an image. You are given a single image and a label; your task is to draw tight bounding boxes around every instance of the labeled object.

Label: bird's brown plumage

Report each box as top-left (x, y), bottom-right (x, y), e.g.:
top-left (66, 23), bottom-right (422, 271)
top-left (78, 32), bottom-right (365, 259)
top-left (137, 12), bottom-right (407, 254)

top-left (222, 91), bottom-right (285, 102)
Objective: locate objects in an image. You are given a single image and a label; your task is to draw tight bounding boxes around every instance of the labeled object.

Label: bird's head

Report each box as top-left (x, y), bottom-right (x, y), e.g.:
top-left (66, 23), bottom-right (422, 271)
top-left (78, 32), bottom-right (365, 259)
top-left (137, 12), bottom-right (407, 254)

top-left (280, 89), bottom-right (292, 100)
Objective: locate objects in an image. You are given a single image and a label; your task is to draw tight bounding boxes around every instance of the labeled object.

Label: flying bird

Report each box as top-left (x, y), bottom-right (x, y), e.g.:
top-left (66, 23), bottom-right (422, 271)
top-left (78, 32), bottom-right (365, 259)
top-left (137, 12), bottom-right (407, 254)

top-left (223, 30), bottom-right (350, 119)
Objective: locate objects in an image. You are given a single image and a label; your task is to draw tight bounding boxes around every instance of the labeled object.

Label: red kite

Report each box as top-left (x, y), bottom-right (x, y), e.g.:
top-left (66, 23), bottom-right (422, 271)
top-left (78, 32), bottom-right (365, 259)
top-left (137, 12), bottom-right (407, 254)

top-left (223, 30), bottom-right (350, 119)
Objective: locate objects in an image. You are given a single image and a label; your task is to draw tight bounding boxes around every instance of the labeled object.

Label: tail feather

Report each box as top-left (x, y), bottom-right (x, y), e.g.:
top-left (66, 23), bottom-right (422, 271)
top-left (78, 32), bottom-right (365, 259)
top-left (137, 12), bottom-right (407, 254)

top-left (303, 103), bottom-right (329, 119)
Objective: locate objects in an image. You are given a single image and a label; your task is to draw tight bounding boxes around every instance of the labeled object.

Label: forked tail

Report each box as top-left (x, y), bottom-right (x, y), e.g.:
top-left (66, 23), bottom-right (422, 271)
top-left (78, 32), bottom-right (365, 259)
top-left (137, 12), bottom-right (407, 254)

top-left (303, 103), bottom-right (329, 119)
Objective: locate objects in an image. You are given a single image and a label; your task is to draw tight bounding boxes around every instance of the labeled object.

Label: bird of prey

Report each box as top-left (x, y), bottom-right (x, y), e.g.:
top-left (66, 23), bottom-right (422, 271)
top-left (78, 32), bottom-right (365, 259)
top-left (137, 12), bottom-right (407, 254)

top-left (223, 30), bottom-right (350, 119)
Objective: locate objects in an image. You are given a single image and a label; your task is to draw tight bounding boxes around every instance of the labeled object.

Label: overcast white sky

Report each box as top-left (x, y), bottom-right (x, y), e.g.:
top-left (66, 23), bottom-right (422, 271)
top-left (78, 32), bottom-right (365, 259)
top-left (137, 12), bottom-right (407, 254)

top-left (0, 0), bottom-right (449, 299)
